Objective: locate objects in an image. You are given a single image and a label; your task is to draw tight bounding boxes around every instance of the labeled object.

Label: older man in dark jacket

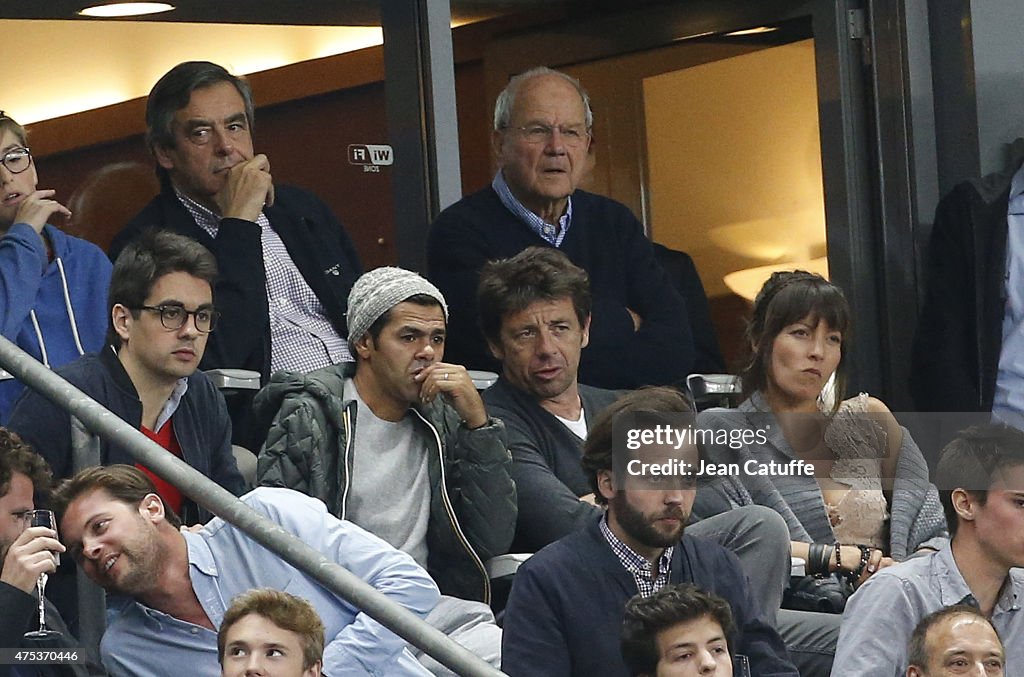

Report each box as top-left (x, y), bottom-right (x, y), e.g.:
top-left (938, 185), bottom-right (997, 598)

top-left (254, 267), bottom-right (514, 674)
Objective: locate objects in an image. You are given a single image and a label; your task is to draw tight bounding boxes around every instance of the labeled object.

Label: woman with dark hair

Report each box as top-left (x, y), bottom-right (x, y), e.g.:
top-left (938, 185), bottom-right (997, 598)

top-left (0, 113), bottom-right (111, 422)
top-left (696, 271), bottom-right (946, 590)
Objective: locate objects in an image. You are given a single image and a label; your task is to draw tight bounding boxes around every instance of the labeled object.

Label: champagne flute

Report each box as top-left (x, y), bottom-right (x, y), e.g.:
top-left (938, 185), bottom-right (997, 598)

top-left (23, 509), bottom-right (62, 640)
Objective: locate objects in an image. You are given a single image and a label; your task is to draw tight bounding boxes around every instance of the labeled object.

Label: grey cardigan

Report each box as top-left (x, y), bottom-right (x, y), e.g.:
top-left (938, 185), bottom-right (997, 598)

top-left (694, 392), bottom-right (947, 560)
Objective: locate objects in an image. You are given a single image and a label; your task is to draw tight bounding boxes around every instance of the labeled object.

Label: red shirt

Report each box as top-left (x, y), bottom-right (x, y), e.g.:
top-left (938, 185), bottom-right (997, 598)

top-left (137, 420), bottom-right (184, 515)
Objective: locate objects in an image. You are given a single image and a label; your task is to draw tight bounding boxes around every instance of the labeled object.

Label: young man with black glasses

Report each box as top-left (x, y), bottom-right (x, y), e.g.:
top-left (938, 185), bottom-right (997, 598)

top-left (8, 229), bottom-right (244, 525)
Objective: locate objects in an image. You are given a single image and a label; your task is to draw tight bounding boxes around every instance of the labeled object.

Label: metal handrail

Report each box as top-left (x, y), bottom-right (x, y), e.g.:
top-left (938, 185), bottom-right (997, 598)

top-left (0, 334), bottom-right (504, 677)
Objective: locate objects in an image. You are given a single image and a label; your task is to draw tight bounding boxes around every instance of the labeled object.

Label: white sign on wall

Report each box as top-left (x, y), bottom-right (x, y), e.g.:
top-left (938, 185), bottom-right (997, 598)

top-left (347, 144), bottom-right (393, 173)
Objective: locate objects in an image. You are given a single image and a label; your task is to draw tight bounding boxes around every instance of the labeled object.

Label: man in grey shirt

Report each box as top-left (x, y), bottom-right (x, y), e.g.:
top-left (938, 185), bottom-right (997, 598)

top-left (255, 266), bottom-right (515, 674)
top-left (834, 423), bottom-right (1024, 676)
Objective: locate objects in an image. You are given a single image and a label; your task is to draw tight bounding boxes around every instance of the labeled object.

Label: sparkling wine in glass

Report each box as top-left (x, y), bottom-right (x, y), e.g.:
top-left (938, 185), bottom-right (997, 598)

top-left (23, 509), bottom-right (62, 640)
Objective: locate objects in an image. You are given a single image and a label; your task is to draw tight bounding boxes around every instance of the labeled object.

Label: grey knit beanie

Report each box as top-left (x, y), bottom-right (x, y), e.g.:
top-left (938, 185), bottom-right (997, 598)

top-left (346, 267), bottom-right (448, 344)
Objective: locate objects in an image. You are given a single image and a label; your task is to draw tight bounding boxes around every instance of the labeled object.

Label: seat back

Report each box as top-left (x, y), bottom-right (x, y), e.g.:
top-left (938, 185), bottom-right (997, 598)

top-left (686, 373), bottom-right (743, 411)
top-left (469, 370), bottom-right (499, 391)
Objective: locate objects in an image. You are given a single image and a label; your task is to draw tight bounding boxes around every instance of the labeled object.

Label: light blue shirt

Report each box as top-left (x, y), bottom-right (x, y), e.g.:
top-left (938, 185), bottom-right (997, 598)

top-left (993, 165), bottom-right (1024, 426)
top-left (833, 541), bottom-right (1024, 676)
top-left (492, 171), bottom-right (573, 246)
top-left (100, 488), bottom-right (439, 677)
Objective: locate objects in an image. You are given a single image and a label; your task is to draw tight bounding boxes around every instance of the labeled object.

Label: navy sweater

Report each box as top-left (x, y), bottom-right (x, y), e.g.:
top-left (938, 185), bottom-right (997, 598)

top-left (483, 377), bottom-right (618, 552)
top-left (501, 517), bottom-right (798, 677)
top-left (110, 184), bottom-right (361, 383)
top-left (428, 187), bottom-right (695, 390)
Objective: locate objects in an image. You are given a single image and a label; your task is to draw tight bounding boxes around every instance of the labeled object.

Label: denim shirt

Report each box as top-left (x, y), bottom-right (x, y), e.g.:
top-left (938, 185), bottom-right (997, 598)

top-left (833, 541), bottom-right (1024, 676)
top-left (100, 488), bottom-right (439, 677)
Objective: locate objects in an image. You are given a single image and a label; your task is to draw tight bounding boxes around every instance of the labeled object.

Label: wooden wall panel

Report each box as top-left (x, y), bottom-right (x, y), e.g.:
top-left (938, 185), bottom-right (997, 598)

top-left (256, 83), bottom-right (394, 270)
top-left (31, 57), bottom-right (504, 272)
top-left (455, 60), bottom-right (494, 195)
top-left (32, 70), bottom-right (397, 269)
top-left (35, 137), bottom-right (153, 251)
top-left (25, 13), bottom-right (561, 267)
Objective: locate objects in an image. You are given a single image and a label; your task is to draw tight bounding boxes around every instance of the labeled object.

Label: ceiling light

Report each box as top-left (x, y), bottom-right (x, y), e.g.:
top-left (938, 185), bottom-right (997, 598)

top-left (723, 26), bottom-right (779, 37)
top-left (723, 257), bottom-right (829, 302)
top-left (79, 2), bottom-right (175, 18)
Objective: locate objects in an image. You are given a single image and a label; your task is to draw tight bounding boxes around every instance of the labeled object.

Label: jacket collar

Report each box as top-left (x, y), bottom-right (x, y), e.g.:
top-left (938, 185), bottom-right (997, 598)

top-left (582, 514), bottom-right (693, 590)
top-left (968, 138), bottom-right (1024, 204)
top-left (100, 344), bottom-right (142, 400)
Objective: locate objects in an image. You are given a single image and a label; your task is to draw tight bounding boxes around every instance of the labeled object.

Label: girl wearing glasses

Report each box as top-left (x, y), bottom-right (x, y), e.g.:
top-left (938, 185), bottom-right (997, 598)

top-left (0, 113), bottom-right (112, 421)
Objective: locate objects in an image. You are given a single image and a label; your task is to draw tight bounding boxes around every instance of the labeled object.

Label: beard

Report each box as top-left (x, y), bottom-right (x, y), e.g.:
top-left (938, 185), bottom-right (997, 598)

top-left (609, 492), bottom-right (688, 549)
top-left (102, 526), bottom-right (164, 597)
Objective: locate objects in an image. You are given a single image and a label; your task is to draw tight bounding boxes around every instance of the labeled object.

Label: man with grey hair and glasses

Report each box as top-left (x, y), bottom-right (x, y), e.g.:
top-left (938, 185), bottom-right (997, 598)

top-left (428, 66), bottom-right (713, 390)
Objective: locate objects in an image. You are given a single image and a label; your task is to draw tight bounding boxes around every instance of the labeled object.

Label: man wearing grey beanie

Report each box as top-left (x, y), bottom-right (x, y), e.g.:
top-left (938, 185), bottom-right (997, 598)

top-left (254, 266), bottom-right (515, 674)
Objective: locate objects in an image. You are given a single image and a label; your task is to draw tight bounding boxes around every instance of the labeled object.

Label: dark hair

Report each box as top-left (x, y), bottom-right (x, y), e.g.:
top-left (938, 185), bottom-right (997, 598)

top-left (365, 293), bottom-right (444, 345)
top-left (907, 604), bottom-right (1002, 669)
top-left (740, 270), bottom-right (851, 413)
top-left (145, 61), bottom-right (256, 185)
top-left (0, 428), bottom-right (52, 501)
top-left (935, 423), bottom-right (1024, 537)
top-left (581, 387), bottom-right (693, 505)
top-left (108, 229), bottom-right (218, 347)
top-left (219, 588), bottom-right (325, 670)
top-left (52, 464), bottom-right (181, 529)
top-left (477, 246), bottom-right (591, 347)
top-left (621, 583), bottom-right (735, 676)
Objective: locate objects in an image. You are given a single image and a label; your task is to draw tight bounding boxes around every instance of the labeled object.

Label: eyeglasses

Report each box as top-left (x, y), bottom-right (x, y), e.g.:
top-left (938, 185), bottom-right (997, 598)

top-left (0, 147), bottom-right (32, 174)
top-left (505, 124), bottom-right (590, 147)
top-left (136, 305), bottom-right (220, 333)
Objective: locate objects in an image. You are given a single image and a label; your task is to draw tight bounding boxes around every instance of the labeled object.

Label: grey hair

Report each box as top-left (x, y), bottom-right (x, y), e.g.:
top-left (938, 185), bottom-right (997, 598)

top-left (493, 66), bottom-right (593, 131)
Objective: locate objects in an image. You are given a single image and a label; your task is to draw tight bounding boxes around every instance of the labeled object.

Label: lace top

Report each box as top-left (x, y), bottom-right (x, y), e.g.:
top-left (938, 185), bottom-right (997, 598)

top-left (823, 394), bottom-right (889, 548)
top-left (697, 391), bottom-right (948, 559)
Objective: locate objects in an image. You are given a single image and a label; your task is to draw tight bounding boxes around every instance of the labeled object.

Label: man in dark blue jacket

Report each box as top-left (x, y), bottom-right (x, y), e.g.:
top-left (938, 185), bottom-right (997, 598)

top-left (501, 387), bottom-right (797, 677)
top-left (109, 61), bottom-right (362, 447)
top-left (9, 230), bottom-right (244, 525)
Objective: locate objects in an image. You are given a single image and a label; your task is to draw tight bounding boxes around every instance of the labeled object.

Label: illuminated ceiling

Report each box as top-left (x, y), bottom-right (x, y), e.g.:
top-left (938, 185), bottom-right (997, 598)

top-left (1, 0), bottom-right (574, 123)
top-left (4, 20), bottom-right (385, 123)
